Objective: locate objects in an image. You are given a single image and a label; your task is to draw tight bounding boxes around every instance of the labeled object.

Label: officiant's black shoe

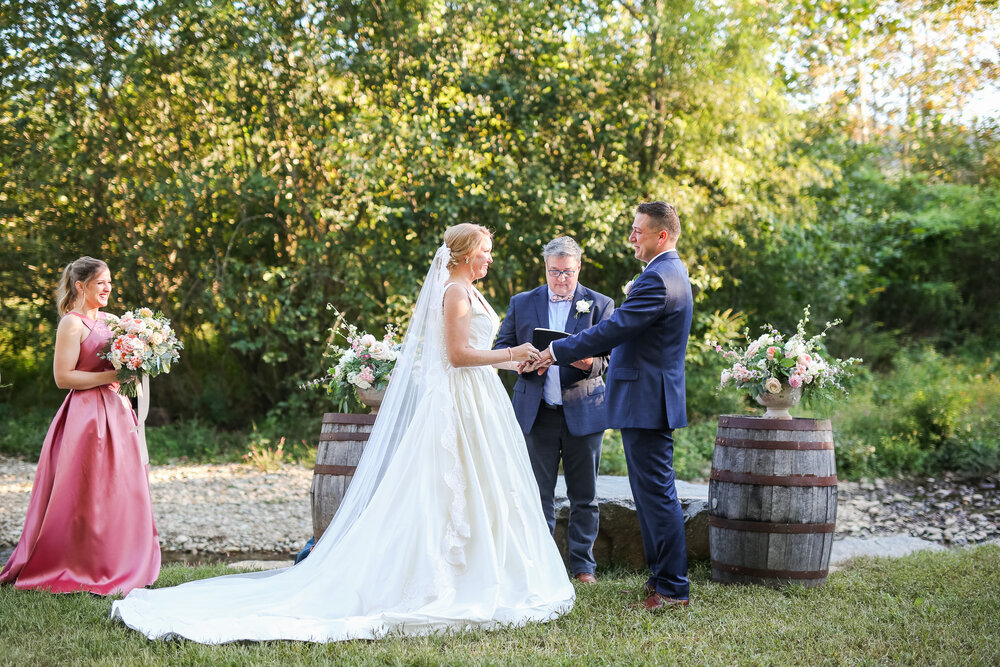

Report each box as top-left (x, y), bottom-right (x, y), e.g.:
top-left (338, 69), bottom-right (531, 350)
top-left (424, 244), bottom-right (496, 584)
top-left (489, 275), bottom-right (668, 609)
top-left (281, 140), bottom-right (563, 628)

top-left (630, 592), bottom-right (690, 612)
top-left (574, 573), bottom-right (597, 584)
top-left (620, 581), bottom-right (656, 596)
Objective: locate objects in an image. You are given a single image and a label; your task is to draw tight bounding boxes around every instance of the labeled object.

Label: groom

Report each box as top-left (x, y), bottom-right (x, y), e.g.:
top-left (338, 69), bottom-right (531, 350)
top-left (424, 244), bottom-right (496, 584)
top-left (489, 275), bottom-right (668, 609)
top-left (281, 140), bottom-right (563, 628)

top-left (494, 236), bottom-right (614, 583)
top-left (532, 201), bottom-right (693, 610)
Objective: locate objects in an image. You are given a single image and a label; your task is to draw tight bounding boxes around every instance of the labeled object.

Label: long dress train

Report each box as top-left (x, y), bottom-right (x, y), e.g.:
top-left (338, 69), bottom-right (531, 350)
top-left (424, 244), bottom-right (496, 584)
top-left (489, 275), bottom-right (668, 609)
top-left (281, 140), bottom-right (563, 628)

top-left (1, 311), bottom-right (161, 595)
top-left (110, 281), bottom-right (574, 643)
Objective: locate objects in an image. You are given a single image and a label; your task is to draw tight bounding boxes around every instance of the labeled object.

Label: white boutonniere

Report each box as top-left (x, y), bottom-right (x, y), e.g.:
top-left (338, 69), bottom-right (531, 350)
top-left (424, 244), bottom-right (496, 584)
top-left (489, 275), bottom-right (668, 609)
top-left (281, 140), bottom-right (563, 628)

top-left (623, 273), bottom-right (640, 297)
top-left (574, 299), bottom-right (593, 318)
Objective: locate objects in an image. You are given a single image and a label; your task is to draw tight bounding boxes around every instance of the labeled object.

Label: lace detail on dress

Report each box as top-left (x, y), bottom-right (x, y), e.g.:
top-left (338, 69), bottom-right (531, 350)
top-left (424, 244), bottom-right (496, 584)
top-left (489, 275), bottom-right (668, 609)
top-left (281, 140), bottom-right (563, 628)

top-left (434, 285), bottom-right (471, 573)
top-left (440, 400), bottom-right (469, 570)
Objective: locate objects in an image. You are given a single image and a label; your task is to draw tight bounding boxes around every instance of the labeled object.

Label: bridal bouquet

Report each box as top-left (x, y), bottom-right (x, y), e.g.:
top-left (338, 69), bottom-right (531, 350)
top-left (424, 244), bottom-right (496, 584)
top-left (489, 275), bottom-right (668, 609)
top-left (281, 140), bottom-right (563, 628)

top-left (713, 306), bottom-right (861, 399)
top-left (306, 305), bottom-right (402, 409)
top-left (101, 307), bottom-right (183, 398)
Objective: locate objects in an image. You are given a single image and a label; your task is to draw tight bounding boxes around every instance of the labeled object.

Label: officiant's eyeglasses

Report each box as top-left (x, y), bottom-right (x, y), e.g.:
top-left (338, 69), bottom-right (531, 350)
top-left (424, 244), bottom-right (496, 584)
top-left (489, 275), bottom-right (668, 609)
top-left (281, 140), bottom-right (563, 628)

top-left (547, 269), bottom-right (578, 278)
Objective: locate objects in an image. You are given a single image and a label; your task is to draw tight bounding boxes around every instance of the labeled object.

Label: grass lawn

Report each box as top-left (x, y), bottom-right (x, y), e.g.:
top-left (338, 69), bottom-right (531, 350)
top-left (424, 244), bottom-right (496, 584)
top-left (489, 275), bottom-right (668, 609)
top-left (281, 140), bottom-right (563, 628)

top-left (1, 545), bottom-right (998, 666)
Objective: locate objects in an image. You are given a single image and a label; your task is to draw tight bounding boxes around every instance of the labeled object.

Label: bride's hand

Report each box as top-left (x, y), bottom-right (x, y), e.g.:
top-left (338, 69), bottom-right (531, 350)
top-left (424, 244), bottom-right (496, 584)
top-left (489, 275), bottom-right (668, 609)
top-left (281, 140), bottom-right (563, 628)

top-left (509, 342), bottom-right (540, 364)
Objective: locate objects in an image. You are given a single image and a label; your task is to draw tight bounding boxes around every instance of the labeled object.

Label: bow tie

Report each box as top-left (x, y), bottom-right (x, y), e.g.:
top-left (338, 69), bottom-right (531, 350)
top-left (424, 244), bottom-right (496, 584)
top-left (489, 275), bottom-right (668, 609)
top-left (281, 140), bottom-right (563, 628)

top-left (550, 294), bottom-right (573, 302)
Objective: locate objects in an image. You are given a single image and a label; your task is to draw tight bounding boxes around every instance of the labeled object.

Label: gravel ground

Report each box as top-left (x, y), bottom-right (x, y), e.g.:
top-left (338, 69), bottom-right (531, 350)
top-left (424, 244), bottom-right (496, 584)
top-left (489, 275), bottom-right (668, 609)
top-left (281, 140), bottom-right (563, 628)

top-left (2, 458), bottom-right (998, 560)
top-left (0, 459), bottom-right (313, 558)
top-left (835, 475), bottom-right (1000, 545)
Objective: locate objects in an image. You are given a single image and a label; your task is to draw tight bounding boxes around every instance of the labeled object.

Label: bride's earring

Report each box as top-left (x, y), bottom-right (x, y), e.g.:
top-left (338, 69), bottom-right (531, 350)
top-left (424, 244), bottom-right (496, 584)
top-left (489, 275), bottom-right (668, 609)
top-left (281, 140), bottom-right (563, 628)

top-left (465, 257), bottom-right (470, 264)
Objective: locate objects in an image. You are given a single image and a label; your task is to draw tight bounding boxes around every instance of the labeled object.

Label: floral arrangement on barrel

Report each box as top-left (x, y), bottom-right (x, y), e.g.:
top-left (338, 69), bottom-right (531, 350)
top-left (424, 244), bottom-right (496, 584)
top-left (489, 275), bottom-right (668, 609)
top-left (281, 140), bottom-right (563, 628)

top-left (305, 305), bottom-right (402, 413)
top-left (712, 306), bottom-right (862, 419)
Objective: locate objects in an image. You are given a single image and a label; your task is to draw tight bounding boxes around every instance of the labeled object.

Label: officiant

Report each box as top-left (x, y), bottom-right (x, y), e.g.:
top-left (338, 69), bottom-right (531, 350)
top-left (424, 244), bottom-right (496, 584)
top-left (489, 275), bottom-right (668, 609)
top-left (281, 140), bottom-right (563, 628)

top-left (494, 236), bottom-right (614, 583)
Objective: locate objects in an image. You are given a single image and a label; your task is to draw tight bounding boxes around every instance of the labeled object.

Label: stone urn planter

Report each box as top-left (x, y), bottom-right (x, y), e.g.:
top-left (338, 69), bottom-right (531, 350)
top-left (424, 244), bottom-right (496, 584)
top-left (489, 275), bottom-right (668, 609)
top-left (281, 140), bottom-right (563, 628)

top-left (355, 386), bottom-right (386, 414)
top-left (754, 384), bottom-right (802, 419)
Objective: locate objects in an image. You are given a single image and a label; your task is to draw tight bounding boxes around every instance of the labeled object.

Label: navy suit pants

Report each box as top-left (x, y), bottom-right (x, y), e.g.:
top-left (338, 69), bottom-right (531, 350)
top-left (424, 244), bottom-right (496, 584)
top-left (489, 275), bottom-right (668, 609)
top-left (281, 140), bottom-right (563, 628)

top-left (621, 427), bottom-right (690, 599)
top-left (525, 404), bottom-right (603, 576)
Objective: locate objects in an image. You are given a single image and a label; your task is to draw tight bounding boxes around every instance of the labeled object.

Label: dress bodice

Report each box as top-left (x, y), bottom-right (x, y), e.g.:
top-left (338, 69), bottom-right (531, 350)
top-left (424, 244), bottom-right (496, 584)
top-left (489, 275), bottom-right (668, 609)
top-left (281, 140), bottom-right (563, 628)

top-left (444, 283), bottom-right (500, 352)
top-left (467, 287), bottom-right (500, 350)
top-left (68, 312), bottom-right (115, 373)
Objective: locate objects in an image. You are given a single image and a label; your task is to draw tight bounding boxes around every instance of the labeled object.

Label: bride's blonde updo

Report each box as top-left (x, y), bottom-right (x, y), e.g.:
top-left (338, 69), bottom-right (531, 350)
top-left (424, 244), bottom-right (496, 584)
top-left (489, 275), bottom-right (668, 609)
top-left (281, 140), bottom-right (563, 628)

top-left (443, 223), bottom-right (493, 270)
top-left (55, 256), bottom-right (108, 316)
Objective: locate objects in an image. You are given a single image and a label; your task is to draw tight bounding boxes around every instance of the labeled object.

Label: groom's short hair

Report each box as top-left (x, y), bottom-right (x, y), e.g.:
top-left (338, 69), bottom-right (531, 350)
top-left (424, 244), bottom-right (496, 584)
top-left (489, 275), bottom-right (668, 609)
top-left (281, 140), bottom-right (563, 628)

top-left (637, 201), bottom-right (680, 241)
top-left (542, 236), bottom-right (582, 263)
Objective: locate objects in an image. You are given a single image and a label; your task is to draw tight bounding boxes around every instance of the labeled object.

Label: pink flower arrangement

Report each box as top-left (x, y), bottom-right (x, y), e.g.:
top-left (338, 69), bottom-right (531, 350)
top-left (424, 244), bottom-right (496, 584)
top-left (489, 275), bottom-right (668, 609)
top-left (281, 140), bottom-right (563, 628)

top-left (303, 305), bottom-right (402, 411)
top-left (101, 308), bottom-right (183, 397)
top-left (712, 306), bottom-right (861, 399)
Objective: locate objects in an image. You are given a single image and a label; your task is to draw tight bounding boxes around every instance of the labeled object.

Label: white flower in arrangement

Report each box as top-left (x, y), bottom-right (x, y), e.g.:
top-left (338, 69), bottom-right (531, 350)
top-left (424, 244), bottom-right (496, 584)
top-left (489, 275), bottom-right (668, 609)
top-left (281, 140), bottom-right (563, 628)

top-left (764, 377), bottom-right (783, 394)
top-left (359, 333), bottom-right (377, 347)
top-left (368, 341), bottom-right (397, 361)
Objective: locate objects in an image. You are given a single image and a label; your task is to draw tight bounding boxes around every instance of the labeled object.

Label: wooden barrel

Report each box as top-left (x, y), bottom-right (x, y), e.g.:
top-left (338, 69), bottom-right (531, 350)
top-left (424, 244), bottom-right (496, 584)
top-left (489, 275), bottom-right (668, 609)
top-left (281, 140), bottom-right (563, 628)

top-left (708, 415), bottom-right (837, 588)
top-left (310, 413), bottom-right (375, 539)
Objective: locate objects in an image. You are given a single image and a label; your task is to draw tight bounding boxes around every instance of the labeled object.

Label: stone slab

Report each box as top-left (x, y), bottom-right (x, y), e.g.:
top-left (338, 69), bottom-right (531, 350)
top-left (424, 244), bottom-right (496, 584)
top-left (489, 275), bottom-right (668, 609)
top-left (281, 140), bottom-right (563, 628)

top-left (553, 474), bottom-right (710, 568)
top-left (830, 535), bottom-right (945, 567)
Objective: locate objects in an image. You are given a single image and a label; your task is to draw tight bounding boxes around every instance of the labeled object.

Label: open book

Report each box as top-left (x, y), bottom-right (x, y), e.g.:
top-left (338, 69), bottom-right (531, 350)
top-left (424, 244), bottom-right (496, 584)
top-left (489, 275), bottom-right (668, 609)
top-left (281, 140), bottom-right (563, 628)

top-left (532, 328), bottom-right (569, 350)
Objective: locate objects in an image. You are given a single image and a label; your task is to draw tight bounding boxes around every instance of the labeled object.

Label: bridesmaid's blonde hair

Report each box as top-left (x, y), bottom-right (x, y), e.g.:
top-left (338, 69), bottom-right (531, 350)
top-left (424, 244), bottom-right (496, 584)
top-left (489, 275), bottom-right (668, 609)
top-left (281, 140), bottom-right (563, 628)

top-left (444, 223), bottom-right (492, 270)
top-left (55, 256), bottom-right (108, 316)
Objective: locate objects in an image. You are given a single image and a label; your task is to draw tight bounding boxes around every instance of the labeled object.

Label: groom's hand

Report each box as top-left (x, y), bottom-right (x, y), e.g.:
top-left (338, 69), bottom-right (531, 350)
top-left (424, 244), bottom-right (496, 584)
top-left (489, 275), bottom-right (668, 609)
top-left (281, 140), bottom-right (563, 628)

top-left (530, 349), bottom-right (554, 375)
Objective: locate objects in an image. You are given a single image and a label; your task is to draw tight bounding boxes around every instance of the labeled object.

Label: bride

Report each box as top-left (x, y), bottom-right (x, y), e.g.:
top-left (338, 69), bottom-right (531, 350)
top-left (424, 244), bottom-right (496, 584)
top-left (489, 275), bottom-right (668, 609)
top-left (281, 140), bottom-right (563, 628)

top-left (111, 223), bottom-right (575, 643)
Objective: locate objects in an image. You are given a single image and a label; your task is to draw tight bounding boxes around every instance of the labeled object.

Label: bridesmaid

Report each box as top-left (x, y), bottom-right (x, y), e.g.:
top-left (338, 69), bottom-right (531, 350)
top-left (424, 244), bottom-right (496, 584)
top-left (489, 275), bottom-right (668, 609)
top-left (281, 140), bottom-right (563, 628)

top-left (0, 256), bottom-right (160, 595)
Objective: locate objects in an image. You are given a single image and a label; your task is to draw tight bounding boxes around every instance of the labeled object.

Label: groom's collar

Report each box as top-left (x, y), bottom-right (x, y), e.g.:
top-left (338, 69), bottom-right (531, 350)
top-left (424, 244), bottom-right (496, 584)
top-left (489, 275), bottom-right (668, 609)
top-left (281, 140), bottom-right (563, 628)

top-left (644, 249), bottom-right (677, 270)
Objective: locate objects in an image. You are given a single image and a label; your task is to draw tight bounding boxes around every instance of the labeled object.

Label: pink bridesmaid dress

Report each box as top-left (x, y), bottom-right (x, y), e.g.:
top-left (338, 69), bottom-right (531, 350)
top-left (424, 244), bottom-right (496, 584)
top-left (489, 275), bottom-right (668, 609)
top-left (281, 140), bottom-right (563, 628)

top-left (0, 311), bottom-right (160, 595)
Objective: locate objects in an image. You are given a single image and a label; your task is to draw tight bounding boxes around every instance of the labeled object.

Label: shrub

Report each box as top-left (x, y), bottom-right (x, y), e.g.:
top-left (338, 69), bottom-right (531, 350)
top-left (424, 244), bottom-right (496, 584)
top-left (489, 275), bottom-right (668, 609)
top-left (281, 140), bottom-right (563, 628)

top-left (0, 405), bottom-right (53, 461)
top-left (599, 421), bottom-right (717, 481)
top-left (831, 347), bottom-right (1000, 478)
top-left (144, 419), bottom-right (245, 464)
top-left (243, 437), bottom-right (286, 472)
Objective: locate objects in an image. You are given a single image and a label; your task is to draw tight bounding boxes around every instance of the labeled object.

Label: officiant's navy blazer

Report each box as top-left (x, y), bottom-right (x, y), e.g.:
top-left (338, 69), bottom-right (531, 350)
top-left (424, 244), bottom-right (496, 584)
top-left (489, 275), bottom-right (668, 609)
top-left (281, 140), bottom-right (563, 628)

top-left (551, 250), bottom-right (692, 430)
top-left (494, 284), bottom-right (614, 437)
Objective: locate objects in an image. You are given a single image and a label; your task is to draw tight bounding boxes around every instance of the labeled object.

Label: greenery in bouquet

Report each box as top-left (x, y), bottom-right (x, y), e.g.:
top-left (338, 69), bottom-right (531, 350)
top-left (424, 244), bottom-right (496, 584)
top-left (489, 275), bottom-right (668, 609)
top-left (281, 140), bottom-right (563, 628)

top-left (712, 306), bottom-right (861, 400)
top-left (305, 305), bottom-right (402, 411)
top-left (101, 307), bottom-right (183, 398)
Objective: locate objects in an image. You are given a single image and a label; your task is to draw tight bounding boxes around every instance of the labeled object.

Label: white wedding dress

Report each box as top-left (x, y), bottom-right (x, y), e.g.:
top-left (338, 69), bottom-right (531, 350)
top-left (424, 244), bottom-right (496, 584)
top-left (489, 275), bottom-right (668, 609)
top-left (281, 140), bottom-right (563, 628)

top-left (111, 252), bottom-right (574, 643)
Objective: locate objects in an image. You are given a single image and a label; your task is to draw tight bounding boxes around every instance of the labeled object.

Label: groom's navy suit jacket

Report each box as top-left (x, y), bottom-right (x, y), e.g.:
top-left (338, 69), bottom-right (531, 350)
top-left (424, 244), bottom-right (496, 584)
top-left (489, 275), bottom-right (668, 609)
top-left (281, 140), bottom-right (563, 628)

top-left (494, 284), bottom-right (615, 437)
top-left (551, 250), bottom-right (692, 430)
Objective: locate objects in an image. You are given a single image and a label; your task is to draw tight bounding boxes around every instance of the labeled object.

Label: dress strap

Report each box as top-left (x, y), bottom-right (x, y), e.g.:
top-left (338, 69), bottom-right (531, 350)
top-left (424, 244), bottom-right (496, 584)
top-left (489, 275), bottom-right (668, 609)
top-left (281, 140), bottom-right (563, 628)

top-left (442, 282), bottom-right (472, 304)
top-left (67, 311), bottom-right (95, 331)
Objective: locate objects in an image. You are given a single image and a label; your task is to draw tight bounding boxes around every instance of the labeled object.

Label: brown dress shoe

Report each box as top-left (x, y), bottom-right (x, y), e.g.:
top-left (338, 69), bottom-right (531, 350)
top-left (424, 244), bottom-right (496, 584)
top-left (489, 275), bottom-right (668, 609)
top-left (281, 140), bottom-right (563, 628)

top-left (630, 592), bottom-right (690, 611)
top-left (620, 581), bottom-right (656, 596)
top-left (574, 573), bottom-right (597, 584)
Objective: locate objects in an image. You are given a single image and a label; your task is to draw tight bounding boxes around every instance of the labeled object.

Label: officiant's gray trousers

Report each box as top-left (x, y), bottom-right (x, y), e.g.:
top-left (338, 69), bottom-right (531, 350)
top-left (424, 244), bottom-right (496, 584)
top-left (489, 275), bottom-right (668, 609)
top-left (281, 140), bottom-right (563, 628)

top-left (524, 404), bottom-right (603, 576)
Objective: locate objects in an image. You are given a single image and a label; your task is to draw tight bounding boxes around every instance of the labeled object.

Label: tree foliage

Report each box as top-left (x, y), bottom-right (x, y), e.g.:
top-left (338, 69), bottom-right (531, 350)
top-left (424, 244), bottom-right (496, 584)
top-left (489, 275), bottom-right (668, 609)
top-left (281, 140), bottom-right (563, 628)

top-left (1, 0), bottom-right (997, 422)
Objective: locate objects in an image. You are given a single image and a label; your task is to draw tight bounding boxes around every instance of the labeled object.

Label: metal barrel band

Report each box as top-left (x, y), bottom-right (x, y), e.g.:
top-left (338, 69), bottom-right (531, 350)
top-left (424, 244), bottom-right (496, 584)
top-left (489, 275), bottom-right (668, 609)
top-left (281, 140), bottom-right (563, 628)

top-left (711, 561), bottom-right (829, 580)
top-left (717, 415), bottom-right (831, 431)
top-left (318, 432), bottom-right (371, 442)
top-left (709, 515), bottom-right (836, 534)
top-left (313, 464), bottom-right (358, 476)
top-left (710, 469), bottom-right (839, 487)
top-left (322, 413), bottom-right (377, 425)
top-left (714, 436), bottom-right (834, 451)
